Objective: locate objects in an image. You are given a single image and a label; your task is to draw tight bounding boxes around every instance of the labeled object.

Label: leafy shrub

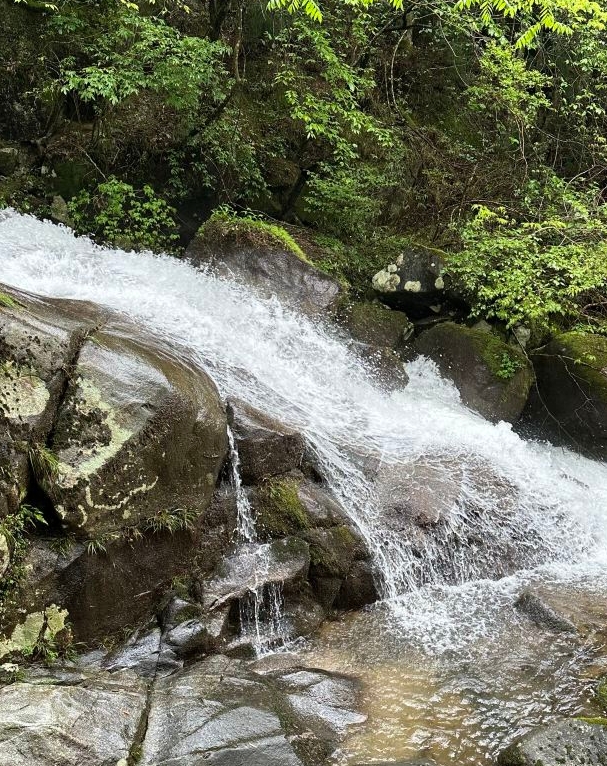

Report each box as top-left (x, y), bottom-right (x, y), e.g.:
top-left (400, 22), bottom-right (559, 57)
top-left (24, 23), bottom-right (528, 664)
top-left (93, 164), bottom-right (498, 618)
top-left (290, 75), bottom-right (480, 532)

top-left (447, 173), bottom-right (607, 332)
top-left (68, 176), bottom-right (179, 251)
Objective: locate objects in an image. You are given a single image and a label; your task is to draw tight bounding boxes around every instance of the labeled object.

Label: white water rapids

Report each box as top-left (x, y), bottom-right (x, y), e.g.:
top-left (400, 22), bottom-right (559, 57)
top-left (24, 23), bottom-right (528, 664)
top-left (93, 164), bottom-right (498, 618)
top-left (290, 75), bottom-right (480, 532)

top-left (2, 210), bottom-right (607, 761)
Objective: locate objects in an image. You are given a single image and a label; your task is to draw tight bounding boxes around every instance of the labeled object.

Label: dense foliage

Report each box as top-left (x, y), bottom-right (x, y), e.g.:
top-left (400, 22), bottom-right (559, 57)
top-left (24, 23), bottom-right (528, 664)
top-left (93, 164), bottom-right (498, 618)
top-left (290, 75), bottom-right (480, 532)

top-left (2, 0), bottom-right (607, 331)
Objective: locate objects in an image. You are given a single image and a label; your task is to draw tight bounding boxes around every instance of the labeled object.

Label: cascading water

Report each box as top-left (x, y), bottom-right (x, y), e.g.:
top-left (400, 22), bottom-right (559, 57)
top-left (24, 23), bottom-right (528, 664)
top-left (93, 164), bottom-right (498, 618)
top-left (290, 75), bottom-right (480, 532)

top-left (226, 425), bottom-right (286, 652)
top-left (2, 210), bottom-right (607, 762)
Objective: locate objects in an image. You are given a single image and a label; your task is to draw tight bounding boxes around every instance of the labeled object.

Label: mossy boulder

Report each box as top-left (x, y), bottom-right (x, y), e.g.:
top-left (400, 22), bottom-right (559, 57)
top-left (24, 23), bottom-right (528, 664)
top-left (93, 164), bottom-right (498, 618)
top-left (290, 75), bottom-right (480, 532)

top-left (44, 317), bottom-right (228, 537)
top-left (414, 322), bottom-right (533, 423)
top-left (372, 245), bottom-right (449, 318)
top-left (336, 301), bottom-right (414, 352)
top-left (186, 212), bottom-right (341, 315)
top-left (525, 332), bottom-right (607, 460)
top-left (253, 477), bottom-right (312, 539)
top-left (0, 286), bottom-right (105, 516)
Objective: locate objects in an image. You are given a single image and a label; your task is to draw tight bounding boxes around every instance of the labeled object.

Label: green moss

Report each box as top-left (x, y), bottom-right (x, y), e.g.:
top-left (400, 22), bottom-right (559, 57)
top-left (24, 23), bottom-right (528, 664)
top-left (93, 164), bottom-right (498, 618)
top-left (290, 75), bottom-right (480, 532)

top-left (468, 330), bottom-right (526, 381)
top-left (0, 292), bottom-right (16, 309)
top-left (307, 525), bottom-right (357, 577)
top-left (255, 478), bottom-right (311, 538)
top-left (553, 332), bottom-right (607, 404)
top-left (199, 209), bottom-right (313, 265)
top-left (597, 677), bottom-right (607, 710)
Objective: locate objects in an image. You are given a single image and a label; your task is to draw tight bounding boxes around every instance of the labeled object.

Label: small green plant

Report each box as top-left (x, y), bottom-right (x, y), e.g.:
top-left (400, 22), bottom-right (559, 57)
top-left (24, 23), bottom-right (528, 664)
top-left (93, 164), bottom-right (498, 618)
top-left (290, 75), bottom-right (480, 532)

top-left (68, 177), bottom-right (179, 252)
top-left (495, 351), bottom-right (523, 380)
top-left (29, 445), bottom-right (59, 489)
top-left (142, 507), bottom-right (199, 535)
top-left (85, 537), bottom-right (108, 556)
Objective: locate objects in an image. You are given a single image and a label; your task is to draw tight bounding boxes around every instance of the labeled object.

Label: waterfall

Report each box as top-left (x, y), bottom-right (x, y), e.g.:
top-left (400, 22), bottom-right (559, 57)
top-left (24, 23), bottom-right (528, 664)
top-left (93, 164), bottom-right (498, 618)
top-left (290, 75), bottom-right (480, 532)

top-left (226, 425), bottom-right (286, 653)
top-left (2, 210), bottom-right (607, 627)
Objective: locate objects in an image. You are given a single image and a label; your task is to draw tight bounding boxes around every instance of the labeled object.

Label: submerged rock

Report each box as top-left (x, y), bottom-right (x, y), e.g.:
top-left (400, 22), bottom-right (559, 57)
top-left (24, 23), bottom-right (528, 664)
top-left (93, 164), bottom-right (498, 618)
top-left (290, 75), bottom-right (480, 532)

top-left (415, 322), bottom-right (533, 423)
top-left (515, 590), bottom-right (577, 633)
top-left (373, 453), bottom-right (539, 585)
top-left (497, 719), bottom-right (607, 765)
top-left (525, 332), bottom-right (607, 460)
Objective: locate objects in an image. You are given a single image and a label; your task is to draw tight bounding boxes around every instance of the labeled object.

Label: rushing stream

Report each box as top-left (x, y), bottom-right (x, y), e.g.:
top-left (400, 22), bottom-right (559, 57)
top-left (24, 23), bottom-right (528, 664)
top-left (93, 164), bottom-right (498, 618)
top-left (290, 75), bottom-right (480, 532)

top-left (2, 209), bottom-right (607, 763)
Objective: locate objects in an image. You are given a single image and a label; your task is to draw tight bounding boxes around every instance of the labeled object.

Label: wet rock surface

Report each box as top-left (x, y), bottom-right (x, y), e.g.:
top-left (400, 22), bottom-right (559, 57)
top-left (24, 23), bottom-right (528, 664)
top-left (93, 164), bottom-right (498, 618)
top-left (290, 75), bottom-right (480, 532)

top-left (372, 453), bottom-right (540, 584)
top-left (372, 246), bottom-right (448, 317)
top-left (0, 667), bottom-right (147, 766)
top-left (228, 398), bottom-right (305, 484)
top-left (415, 322), bottom-right (533, 423)
top-left (186, 224), bottom-right (341, 316)
top-left (497, 719), bottom-right (607, 765)
top-left (46, 318), bottom-right (227, 536)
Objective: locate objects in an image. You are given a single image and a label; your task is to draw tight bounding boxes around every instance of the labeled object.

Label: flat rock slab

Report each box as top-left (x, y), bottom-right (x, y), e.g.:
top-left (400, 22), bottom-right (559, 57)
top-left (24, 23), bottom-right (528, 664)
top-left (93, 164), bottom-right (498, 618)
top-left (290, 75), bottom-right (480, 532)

top-left (498, 719), bottom-right (607, 765)
top-left (0, 668), bottom-right (146, 766)
top-left (140, 656), bottom-right (303, 766)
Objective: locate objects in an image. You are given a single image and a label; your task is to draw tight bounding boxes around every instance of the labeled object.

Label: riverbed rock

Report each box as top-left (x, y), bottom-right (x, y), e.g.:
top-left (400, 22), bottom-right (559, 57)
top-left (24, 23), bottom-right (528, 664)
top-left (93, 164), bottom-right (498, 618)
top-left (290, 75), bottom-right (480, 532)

top-left (0, 667), bottom-right (147, 766)
top-left (372, 246), bottom-right (448, 317)
top-left (372, 453), bottom-right (539, 585)
top-left (44, 317), bottom-right (227, 536)
top-left (515, 589), bottom-right (577, 633)
top-left (415, 322), bottom-right (533, 422)
top-left (497, 718), bottom-right (607, 765)
top-left (228, 399), bottom-right (305, 484)
top-left (525, 332), bottom-right (607, 460)
top-left (140, 656), bottom-right (305, 766)
top-left (186, 217), bottom-right (341, 315)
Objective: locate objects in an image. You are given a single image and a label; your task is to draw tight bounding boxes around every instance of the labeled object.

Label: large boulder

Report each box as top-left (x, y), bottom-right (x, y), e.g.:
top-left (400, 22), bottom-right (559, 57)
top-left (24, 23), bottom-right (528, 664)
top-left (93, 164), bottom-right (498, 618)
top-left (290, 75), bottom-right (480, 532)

top-left (372, 245), bottom-right (449, 317)
top-left (0, 667), bottom-right (147, 766)
top-left (414, 322), bottom-right (533, 423)
top-left (0, 287), bottom-right (104, 516)
top-left (139, 655), bottom-right (363, 766)
top-left (44, 318), bottom-right (228, 537)
top-left (186, 215), bottom-right (341, 315)
top-left (497, 719), bottom-right (607, 766)
top-left (525, 332), bottom-right (607, 460)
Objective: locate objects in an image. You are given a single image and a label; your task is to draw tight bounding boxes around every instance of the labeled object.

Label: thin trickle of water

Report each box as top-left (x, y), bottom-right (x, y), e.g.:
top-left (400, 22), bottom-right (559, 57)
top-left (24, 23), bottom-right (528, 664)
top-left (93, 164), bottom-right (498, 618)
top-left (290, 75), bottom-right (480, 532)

top-left (227, 425), bottom-right (256, 543)
top-left (1, 210), bottom-right (607, 611)
top-left (226, 424), bottom-right (286, 653)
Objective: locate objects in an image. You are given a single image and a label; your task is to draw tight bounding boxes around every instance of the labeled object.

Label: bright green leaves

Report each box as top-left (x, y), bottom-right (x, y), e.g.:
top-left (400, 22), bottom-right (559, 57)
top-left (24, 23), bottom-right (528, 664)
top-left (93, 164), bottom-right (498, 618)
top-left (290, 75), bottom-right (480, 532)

top-left (267, 0), bottom-right (403, 23)
top-left (68, 177), bottom-right (179, 252)
top-left (455, 0), bottom-right (607, 47)
top-left (448, 174), bottom-right (607, 331)
top-left (58, 10), bottom-right (230, 114)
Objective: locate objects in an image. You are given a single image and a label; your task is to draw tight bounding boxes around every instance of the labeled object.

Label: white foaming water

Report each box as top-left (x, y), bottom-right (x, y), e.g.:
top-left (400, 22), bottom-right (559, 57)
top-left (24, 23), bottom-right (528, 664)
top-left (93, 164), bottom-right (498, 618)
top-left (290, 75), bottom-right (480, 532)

top-left (2, 210), bottom-right (607, 614)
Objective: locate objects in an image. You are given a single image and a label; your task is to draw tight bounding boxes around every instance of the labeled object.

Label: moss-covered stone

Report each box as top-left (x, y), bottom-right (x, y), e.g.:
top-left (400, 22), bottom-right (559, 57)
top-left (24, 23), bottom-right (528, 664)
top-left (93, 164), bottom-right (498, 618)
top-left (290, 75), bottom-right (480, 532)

top-left (415, 322), bottom-right (533, 423)
top-left (304, 525), bottom-right (360, 578)
top-left (186, 211), bottom-right (342, 315)
top-left (337, 300), bottom-right (414, 352)
top-left (196, 211), bottom-right (311, 264)
top-left (526, 331), bottom-right (607, 460)
top-left (255, 477), bottom-right (311, 539)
